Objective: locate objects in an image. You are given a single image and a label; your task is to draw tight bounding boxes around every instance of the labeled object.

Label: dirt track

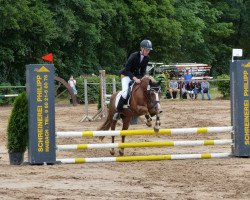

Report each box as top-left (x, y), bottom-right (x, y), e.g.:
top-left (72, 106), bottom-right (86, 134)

top-left (0, 99), bottom-right (250, 200)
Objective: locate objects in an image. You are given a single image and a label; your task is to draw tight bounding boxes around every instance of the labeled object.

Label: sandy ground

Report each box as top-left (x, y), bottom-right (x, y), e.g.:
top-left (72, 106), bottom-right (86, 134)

top-left (0, 99), bottom-right (250, 200)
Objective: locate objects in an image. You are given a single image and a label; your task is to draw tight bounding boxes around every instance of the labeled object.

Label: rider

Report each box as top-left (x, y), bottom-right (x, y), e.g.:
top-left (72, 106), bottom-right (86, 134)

top-left (113, 39), bottom-right (153, 120)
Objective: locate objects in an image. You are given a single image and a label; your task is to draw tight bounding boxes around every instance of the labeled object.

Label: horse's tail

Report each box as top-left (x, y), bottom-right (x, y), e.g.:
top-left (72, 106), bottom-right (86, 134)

top-left (97, 92), bottom-right (117, 141)
top-left (97, 117), bottom-right (111, 131)
top-left (97, 115), bottom-right (111, 141)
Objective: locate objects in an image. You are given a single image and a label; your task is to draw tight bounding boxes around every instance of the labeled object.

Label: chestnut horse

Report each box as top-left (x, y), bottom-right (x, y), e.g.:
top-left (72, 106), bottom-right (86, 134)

top-left (98, 76), bottom-right (162, 156)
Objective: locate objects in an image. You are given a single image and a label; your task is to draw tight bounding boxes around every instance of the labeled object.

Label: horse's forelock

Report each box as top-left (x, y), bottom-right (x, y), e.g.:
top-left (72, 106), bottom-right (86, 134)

top-left (150, 81), bottom-right (160, 87)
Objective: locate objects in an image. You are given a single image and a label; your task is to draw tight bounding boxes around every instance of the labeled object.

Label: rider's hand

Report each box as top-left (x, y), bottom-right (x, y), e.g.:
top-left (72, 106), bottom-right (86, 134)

top-left (134, 78), bottom-right (141, 84)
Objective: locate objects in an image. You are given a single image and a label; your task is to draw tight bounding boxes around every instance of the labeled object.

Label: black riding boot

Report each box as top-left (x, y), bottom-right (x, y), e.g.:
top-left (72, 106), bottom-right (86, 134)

top-left (113, 96), bottom-right (126, 120)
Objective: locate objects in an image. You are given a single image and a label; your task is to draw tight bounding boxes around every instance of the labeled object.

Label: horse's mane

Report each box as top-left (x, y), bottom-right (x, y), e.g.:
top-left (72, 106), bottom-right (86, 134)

top-left (141, 75), bottom-right (156, 82)
top-left (136, 76), bottom-right (159, 92)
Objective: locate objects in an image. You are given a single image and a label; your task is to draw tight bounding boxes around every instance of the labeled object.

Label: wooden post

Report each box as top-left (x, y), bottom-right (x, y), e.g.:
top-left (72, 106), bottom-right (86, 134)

top-left (80, 79), bottom-right (93, 122)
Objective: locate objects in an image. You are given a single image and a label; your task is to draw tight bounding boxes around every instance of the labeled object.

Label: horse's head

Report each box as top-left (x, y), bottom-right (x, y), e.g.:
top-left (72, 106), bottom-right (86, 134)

top-left (142, 77), bottom-right (162, 116)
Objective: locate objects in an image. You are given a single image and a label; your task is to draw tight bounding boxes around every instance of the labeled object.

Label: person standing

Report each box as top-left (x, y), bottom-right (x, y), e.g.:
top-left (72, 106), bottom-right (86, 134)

top-left (113, 39), bottom-right (153, 120)
top-left (68, 75), bottom-right (77, 95)
top-left (184, 69), bottom-right (192, 85)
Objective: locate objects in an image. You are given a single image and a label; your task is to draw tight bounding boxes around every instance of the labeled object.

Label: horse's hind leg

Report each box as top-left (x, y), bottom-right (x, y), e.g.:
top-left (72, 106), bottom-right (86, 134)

top-left (110, 120), bottom-right (117, 155)
top-left (110, 136), bottom-right (115, 155)
top-left (119, 116), bottom-right (131, 156)
top-left (119, 136), bottom-right (126, 156)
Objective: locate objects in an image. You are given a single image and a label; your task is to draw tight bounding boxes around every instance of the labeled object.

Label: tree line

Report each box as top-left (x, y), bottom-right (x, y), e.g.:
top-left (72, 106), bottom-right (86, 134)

top-left (1, 0), bottom-right (250, 84)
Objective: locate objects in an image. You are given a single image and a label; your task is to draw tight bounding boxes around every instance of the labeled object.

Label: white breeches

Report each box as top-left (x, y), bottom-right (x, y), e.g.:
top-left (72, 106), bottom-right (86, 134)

top-left (121, 76), bottom-right (131, 99)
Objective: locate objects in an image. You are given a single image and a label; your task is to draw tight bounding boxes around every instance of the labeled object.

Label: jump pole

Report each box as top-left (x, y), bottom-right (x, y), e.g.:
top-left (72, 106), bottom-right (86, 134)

top-left (56, 152), bottom-right (232, 164)
top-left (57, 139), bottom-right (233, 150)
top-left (0, 94), bottom-right (19, 97)
top-left (56, 126), bottom-right (233, 138)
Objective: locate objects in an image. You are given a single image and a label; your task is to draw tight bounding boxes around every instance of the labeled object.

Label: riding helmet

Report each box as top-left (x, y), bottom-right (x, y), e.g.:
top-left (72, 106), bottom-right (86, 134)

top-left (140, 39), bottom-right (153, 50)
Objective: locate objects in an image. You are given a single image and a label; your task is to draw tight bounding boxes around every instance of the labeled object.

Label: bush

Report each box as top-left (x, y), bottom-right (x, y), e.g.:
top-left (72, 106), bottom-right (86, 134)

top-left (154, 73), bottom-right (169, 95)
top-left (7, 92), bottom-right (28, 153)
top-left (216, 74), bottom-right (230, 98)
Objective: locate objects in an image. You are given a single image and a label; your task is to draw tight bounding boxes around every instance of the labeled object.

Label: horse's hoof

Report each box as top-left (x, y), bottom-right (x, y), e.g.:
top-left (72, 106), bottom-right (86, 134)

top-left (119, 150), bottom-right (124, 156)
top-left (154, 126), bottom-right (160, 132)
top-left (146, 121), bottom-right (152, 127)
top-left (110, 149), bottom-right (115, 155)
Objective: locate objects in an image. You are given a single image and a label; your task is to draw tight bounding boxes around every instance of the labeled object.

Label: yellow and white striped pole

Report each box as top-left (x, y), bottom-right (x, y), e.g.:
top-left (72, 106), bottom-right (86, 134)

top-left (56, 126), bottom-right (233, 138)
top-left (56, 152), bottom-right (232, 163)
top-left (57, 139), bottom-right (233, 150)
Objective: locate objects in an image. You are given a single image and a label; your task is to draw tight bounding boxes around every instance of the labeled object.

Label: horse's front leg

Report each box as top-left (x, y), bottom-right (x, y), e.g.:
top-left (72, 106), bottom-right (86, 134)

top-left (154, 113), bottom-right (161, 132)
top-left (119, 136), bottom-right (126, 156)
top-left (145, 114), bottom-right (152, 127)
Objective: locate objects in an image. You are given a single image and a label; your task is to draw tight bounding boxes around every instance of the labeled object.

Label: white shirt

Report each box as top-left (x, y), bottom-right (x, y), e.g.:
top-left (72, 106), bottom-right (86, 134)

top-left (140, 54), bottom-right (144, 62)
top-left (68, 79), bottom-right (76, 88)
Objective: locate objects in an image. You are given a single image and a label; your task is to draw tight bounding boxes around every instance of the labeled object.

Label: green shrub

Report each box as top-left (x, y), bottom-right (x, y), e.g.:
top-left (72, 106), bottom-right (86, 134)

top-left (154, 73), bottom-right (169, 95)
top-left (216, 74), bottom-right (230, 98)
top-left (7, 92), bottom-right (28, 153)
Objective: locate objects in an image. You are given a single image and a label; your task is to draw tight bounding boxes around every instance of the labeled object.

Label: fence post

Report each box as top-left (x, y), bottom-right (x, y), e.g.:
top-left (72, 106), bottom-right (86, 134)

top-left (231, 60), bottom-right (250, 157)
top-left (26, 64), bottom-right (56, 164)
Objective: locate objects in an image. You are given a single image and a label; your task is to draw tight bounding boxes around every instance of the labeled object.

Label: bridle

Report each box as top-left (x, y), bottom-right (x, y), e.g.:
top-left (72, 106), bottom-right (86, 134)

top-left (145, 85), bottom-right (161, 109)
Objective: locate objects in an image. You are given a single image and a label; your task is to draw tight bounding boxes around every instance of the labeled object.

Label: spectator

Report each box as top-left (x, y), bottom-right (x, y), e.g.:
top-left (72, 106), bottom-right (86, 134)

top-left (193, 80), bottom-right (201, 99)
top-left (184, 69), bottom-right (192, 84)
top-left (186, 79), bottom-right (194, 100)
top-left (68, 75), bottom-right (77, 95)
top-left (201, 78), bottom-right (211, 100)
top-left (178, 76), bottom-right (187, 99)
top-left (169, 76), bottom-right (180, 99)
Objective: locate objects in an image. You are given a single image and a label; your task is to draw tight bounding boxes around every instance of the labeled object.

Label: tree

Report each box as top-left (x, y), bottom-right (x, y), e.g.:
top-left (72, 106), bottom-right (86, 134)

top-left (0, 0), bottom-right (58, 83)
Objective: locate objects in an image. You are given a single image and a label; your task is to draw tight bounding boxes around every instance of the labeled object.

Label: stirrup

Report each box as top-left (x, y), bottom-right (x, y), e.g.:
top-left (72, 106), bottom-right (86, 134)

top-left (113, 112), bottom-right (120, 121)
